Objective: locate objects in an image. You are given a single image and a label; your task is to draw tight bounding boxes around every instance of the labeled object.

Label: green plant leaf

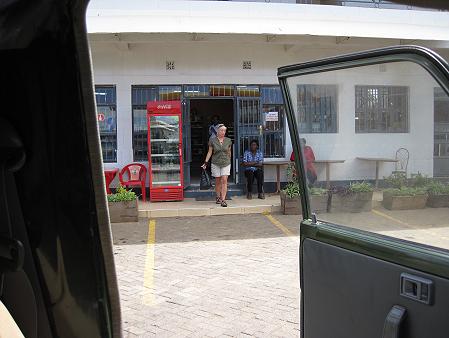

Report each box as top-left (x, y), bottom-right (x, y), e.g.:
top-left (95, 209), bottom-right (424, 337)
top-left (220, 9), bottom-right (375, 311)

top-left (384, 187), bottom-right (427, 196)
top-left (348, 182), bottom-right (373, 193)
top-left (107, 184), bottom-right (137, 202)
top-left (281, 181), bottom-right (301, 198)
top-left (426, 181), bottom-right (449, 195)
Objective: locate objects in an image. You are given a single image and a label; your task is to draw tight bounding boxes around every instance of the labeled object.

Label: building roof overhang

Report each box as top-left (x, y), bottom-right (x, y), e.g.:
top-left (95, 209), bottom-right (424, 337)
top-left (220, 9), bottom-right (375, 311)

top-left (87, 0), bottom-right (449, 41)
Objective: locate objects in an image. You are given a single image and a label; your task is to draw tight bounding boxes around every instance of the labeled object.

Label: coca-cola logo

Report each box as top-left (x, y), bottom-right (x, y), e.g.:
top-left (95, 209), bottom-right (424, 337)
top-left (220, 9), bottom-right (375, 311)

top-left (157, 104), bottom-right (172, 109)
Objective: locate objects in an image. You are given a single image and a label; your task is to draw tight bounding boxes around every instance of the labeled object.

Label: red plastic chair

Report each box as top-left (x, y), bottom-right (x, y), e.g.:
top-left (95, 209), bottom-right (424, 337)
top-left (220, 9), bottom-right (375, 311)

top-left (119, 163), bottom-right (147, 202)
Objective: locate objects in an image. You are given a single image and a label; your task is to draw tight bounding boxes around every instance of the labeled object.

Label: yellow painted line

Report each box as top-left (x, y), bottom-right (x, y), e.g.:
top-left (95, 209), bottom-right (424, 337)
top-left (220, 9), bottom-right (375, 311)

top-left (371, 209), bottom-right (411, 227)
top-left (142, 219), bottom-right (156, 306)
top-left (372, 209), bottom-right (449, 241)
top-left (263, 212), bottom-right (298, 242)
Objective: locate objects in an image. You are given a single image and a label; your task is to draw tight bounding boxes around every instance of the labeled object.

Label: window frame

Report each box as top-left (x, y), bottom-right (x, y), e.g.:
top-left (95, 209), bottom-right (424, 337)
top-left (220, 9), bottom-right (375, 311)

top-left (261, 85), bottom-right (286, 158)
top-left (296, 84), bottom-right (338, 134)
top-left (355, 84), bottom-right (410, 134)
top-left (95, 85), bottom-right (117, 163)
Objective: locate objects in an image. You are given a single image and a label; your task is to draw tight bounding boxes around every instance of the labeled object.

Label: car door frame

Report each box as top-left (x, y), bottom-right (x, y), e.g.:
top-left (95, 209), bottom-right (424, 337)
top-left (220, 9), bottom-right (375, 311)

top-left (277, 45), bottom-right (449, 337)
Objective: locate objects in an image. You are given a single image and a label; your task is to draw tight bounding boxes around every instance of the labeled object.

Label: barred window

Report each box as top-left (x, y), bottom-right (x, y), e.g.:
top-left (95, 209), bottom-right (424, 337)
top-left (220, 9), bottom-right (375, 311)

top-left (132, 86), bottom-right (158, 161)
top-left (261, 86), bottom-right (285, 158)
top-left (355, 85), bottom-right (409, 133)
top-left (209, 85), bottom-right (235, 97)
top-left (132, 86), bottom-right (182, 161)
top-left (95, 85), bottom-right (117, 163)
top-left (183, 85), bottom-right (209, 97)
top-left (237, 85), bottom-right (260, 97)
top-left (159, 86), bottom-right (182, 101)
top-left (297, 85), bottom-right (338, 133)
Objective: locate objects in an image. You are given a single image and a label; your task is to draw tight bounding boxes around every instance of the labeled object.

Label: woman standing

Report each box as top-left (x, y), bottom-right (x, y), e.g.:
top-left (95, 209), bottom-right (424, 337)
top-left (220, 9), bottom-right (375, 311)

top-left (201, 124), bottom-right (232, 207)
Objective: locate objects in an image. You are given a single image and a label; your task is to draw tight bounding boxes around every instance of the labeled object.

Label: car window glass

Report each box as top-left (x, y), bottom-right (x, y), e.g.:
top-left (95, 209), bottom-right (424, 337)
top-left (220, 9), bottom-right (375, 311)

top-left (286, 61), bottom-right (449, 251)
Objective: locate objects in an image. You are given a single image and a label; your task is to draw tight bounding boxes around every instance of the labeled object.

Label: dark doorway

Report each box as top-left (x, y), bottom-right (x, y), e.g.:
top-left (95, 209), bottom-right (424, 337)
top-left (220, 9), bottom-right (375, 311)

top-left (189, 99), bottom-right (235, 184)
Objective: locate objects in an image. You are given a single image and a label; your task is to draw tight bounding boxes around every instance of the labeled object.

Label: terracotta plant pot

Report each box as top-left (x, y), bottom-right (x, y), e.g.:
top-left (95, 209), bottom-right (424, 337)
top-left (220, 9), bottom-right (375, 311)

top-left (108, 200), bottom-right (138, 223)
top-left (426, 194), bottom-right (449, 208)
top-left (382, 193), bottom-right (427, 210)
top-left (330, 192), bottom-right (373, 213)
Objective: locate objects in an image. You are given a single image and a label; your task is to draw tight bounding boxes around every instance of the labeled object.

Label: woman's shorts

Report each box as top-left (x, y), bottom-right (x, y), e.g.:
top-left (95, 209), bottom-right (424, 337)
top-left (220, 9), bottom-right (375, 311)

top-left (211, 164), bottom-right (231, 177)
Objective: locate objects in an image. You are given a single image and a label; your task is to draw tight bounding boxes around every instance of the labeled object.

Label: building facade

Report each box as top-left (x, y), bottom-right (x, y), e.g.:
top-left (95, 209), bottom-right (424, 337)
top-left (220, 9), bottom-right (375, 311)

top-left (87, 0), bottom-right (449, 190)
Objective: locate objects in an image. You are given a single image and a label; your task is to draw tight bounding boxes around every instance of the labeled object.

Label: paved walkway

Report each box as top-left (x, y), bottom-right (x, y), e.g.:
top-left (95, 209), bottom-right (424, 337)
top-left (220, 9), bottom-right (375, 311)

top-left (136, 191), bottom-right (387, 219)
top-left (112, 214), bottom-right (300, 338)
top-left (112, 205), bottom-right (449, 337)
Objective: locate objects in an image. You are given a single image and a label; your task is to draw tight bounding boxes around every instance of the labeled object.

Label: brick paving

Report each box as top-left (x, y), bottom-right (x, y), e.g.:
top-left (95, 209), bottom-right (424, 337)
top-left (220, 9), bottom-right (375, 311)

top-left (112, 207), bottom-right (449, 337)
top-left (112, 214), bottom-right (301, 338)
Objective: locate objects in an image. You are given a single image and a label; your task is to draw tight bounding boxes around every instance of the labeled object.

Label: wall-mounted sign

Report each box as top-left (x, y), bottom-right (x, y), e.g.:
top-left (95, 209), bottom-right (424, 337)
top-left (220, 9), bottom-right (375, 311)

top-left (265, 111), bottom-right (278, 122)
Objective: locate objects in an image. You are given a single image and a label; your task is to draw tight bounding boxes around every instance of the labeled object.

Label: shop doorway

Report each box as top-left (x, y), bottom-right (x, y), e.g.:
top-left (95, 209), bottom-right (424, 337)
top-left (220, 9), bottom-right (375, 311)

top-left (187, 98), bottom-right (235, 185)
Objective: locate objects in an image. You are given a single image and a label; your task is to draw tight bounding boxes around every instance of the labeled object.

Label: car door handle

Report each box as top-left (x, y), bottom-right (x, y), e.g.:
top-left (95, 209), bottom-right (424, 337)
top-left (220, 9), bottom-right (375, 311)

top-left (382, 305), bottom-right (407, 338)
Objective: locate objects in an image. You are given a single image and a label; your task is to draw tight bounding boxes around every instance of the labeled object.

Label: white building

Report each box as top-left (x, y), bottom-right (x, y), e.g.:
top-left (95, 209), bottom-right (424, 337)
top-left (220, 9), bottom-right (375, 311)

top-left (87, 0), bottom-right (449, 194)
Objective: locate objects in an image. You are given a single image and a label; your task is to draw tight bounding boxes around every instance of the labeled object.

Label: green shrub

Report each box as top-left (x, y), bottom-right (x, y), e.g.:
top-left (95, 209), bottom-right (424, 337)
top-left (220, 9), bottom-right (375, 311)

top-left (310, 187), bottom-right (328, 196)
top-left (107, 185), bottom-right (137, 202)
top-left (348, 182), bottom-right (373, 193)
top-left (384, 172), bottom-right (407, 189)
top-left (384, 187), bottom-right (427, 197)
top-left (410, 172), bottom-right (432, 188)
top-left (286, 162), bottom-right (296, 183)
top-left (282, 182), bottom-right (301, 198)
top-left (426, 181), bottom-right (449, 196)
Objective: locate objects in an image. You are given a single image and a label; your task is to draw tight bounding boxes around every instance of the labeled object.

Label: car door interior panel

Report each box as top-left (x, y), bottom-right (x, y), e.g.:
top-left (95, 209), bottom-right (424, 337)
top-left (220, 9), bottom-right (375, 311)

top-left (302, 238), bottom-right (449, 338)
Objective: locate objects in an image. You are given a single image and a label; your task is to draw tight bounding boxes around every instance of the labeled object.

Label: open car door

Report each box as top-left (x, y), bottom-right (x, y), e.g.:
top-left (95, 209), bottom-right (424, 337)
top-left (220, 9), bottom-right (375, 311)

top-left (278, 46), bottom-right (449, 338)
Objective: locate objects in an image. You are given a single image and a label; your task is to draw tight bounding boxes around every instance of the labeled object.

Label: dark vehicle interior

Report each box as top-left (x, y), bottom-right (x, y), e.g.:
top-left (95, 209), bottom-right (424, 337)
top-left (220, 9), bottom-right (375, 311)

top-left (0, 0), bottom-right (120, 337)
top-left (0, 0), bottom-right (448, 338)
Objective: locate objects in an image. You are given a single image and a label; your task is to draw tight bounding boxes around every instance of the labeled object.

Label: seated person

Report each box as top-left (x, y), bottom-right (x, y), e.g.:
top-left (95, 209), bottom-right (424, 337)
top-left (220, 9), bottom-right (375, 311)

top-left (290, 138), bottom-right (317, 185)
top-left (243, 139), bottom-right (265, 200)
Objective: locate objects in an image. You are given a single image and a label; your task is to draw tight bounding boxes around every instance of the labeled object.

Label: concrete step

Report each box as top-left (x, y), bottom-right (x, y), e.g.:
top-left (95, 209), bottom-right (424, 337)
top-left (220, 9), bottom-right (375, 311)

top-left (138, 195), bottom-right (281, 218)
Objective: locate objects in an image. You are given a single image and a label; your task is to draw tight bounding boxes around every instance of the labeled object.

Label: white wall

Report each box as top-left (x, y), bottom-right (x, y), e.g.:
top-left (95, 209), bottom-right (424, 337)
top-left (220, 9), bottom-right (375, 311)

top-left (288, 61), bottom-right (436, 181)
top-left (90, 40), bottom-right (440, 184)
top-left (92, 42), bottom-right (300, 182)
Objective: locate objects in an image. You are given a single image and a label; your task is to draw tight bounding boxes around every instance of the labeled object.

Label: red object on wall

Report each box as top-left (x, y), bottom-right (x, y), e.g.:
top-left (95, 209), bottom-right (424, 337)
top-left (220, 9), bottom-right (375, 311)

top-left (119, 163), bottom-right (147, 202)
top-left (104, 168), bottom-right (119, 194)
top-left (147, 101), bottom-right (184, 202)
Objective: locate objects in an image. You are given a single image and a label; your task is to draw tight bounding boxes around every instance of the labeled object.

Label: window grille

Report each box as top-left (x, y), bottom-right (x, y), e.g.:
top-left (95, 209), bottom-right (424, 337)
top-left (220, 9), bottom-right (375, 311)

top-left (95, 85), bottom-right (117, 162)
top-left (261, 86), bottom-right (285, 158)
top-left (297, 85), bottom-right (338, 133)
top-left (355, 85), bottom-right (409, 133)
top-left (132, 86), bottom-right (158, 161)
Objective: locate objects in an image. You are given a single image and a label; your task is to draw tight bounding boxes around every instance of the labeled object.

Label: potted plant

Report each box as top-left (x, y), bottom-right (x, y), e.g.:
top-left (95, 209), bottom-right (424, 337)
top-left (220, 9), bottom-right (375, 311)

top-left (280, 163), bottom-right (329, 215)
top-left (426, 181), bottom-right (449, 208)
top-left (309, 187), bottom-right (329, 214)
top-left (330, 182), bottom-right (374, 213)
top-left (382, 187), bottom-right (428, 210)
top-left (280, 163), bottom-right (302, 214)
top-left (382, 172), bottom-right (428, 210)
top-left (410, 172), bottom-right (432, 188)
top-left (280, 181), bottom-right (302, 215)
top-left (107, 185), bottom-right (138, 222)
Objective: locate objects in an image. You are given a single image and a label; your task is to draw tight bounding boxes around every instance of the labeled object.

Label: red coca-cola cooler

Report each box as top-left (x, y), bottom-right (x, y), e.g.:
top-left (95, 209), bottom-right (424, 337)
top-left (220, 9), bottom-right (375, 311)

top-left (147, 101), bottom-right (184, 201)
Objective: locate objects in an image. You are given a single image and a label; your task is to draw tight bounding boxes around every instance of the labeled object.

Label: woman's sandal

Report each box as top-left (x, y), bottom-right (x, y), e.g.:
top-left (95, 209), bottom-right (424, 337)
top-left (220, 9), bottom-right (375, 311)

top-left (216, 196), bottom-right (222, 204)
top-left (221, 200), bottom-right (227, 207)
